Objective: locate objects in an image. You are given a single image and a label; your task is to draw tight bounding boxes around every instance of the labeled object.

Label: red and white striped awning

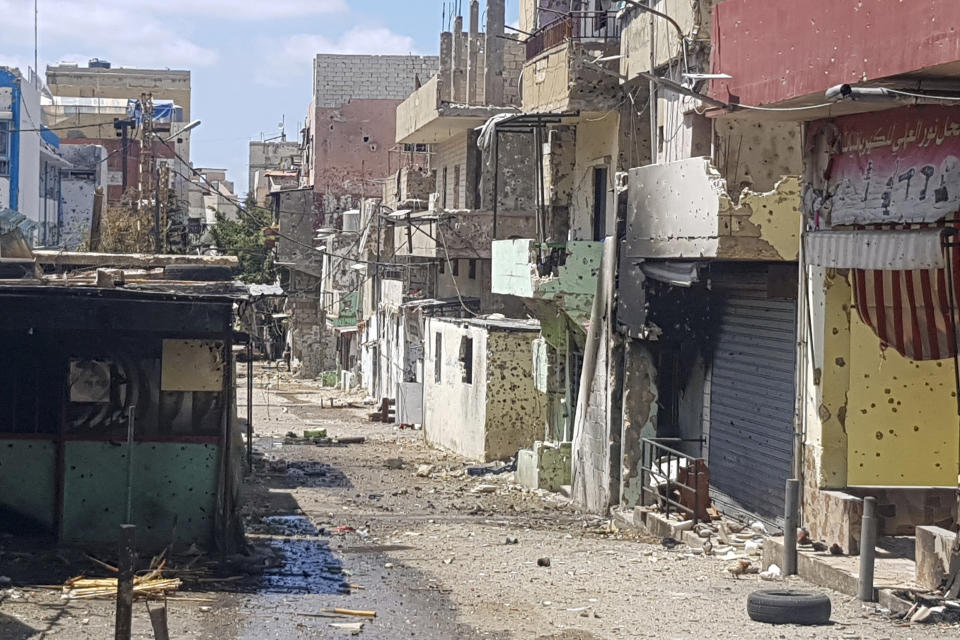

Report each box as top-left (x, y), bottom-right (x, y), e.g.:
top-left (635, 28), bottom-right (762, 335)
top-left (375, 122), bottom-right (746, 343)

top-left (806, 229), bottom-right (959, 361)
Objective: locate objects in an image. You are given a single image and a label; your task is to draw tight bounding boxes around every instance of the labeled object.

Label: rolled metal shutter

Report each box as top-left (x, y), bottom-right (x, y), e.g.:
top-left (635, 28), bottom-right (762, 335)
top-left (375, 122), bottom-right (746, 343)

top-left (708, 285), bottom-right (797, 529)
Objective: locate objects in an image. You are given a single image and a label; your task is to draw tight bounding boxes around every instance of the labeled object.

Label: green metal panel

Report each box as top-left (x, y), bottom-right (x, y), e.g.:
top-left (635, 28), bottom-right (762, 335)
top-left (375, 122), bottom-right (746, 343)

top-left (62, 442), bottom-right (220, 549)
top-left (0, 439), bottom-right (56, 531)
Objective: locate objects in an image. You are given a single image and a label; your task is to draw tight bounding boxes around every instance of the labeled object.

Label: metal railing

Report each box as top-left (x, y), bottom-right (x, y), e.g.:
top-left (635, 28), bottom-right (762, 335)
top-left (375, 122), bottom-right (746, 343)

top-left (525, 10), bottom-right (622, 60)
top-left (640, 438), bottom-right (707, 524)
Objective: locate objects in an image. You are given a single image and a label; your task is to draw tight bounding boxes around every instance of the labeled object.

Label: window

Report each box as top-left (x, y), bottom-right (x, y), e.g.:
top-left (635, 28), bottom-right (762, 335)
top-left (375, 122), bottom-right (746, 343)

top-left (451, 259), bottom-right (460, 277)
top-left (438, 259), bottom-right (445, 274)
top-left (460, 336), bottom-right (474, 384)
top-left (0, 121), bottom-right (9, 176)
top-left (434, 333), bottom-right (443, 383)
top-left (468, 259), bottom-right (477, 280)
top-left (441, 167), bottom-right (448, 209)
top-left (453, 165), bottom-right (461, 208)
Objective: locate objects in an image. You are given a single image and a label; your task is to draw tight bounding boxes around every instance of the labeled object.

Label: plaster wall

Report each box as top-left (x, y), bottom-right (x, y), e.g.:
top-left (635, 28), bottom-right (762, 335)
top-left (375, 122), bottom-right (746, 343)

top-left (714, 119), bottom-right (803, 194)
top-left (620, 0), bottom-right (714, 80)
top-left (60, 178), bottom-right (95, 249)
top-left (623, 157), bottom-right (802, 260)
top-left (434, 132), bottom-right (471, 209)
top-left (423, 320), bottom-right (491, 460)
top-left (484, 330), bottom-right (547, 460)
top-left (570, 113), bottom-right (619, 240)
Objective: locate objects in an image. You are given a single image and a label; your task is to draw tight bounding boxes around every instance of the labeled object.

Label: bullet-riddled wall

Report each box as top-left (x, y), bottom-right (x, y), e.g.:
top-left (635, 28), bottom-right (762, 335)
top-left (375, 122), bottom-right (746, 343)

top-left (423, 318), bottom-right (544, 461)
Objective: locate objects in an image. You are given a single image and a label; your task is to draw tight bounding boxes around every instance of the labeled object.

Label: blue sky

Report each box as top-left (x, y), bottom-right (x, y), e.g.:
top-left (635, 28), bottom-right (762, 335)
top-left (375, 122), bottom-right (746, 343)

top-left (0, 0), bottom-right (520, 196)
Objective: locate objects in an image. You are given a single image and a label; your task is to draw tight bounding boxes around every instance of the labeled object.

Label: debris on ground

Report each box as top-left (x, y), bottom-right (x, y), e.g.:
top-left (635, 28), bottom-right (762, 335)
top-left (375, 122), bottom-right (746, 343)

top-left (537, 557), bottom-right (551, 567)
top-left (61, 574), bottom-right (182, 600)
top-left (471, 484), bottom-right (497, 494)
top-left (416, 464), bottom-right (435, 477)
top-left (329, 621), bottom-right (364, 633)
top-left (726, 559), bottom-right (752, 579)
top-left (759, 564), bottom-right (782, 581)
top-left (384, 458), bottom-right (405, 470)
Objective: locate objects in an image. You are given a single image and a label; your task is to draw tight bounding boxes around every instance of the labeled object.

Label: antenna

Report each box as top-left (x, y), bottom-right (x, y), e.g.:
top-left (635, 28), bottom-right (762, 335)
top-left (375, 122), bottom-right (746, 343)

top-left (34, 0), bottom-right (38, 84)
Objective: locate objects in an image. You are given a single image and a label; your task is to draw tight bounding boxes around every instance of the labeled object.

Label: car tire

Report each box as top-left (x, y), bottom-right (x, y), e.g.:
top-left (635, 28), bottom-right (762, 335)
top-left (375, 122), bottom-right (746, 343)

top-left (163, 264), bottom-right (234, 282)
top-left (747, 589), bottom-right (832, 625)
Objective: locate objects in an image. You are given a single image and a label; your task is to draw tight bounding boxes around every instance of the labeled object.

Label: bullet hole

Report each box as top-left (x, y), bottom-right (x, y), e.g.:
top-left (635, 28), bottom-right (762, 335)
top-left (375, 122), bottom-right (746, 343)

top-left (888, 398), bottom-right (895, 404)
top-left (870, 403), bottom-right (876, 408)
top-left (362, 135), bottom-right (370, 143)
top-left (936, 462), bottom-right (942, 467)
top-left (914, 425), bottom-right (920, 432)
top-left (861, 409), bottom-right (868, 414)
top-left (832, 327), bottom-right (839, 335)
top-left (329, 124), bottom-right (335, 131)
top-left (875, 431), bottom-right (883, 440)
top-left (884, 388), bottom-right (891, 394)
top-left (835, 357), bottom-right (846, 367)
top-left (876, 452), bottom-right (881, 457)
top-left (889, 429), bottom-right (895, 434)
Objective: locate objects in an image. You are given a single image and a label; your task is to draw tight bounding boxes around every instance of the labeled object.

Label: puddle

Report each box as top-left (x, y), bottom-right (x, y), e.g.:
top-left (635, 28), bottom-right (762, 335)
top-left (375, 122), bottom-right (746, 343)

top-left (254, 515), bottom-right (349, 595)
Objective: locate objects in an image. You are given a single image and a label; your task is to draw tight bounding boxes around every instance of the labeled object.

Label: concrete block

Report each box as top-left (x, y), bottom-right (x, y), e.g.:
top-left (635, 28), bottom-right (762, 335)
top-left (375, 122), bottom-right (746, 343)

top-left (916, 525), bottom-right (957, 590)
top-left (516, 447), bottom-right (539, 490)
top-left (516, 441), bottom-right (571, 492)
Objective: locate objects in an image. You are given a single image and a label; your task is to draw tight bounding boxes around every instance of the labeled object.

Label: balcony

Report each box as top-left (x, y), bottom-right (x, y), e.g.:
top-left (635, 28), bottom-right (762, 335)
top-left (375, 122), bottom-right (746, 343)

top-left (396, 76), bottom-right (519, 145)
top-left (525, 11), bottom-right (622, 61)
top-left (491, 239), bottom-right (602, 327)
top-left (391, 210), bottom-right (536, 260)
top-left (621, 157), bottom-right (802, 262)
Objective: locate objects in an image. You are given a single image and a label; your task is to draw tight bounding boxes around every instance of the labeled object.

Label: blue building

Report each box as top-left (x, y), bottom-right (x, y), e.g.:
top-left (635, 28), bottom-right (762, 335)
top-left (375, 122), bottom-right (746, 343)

top-left (0, 67), bottom-right (70, 246)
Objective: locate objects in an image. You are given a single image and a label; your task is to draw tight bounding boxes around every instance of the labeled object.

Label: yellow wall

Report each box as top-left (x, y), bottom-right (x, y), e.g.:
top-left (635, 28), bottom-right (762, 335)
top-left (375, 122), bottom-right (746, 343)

top-left (522, 46), bottom-right (572, 114)
top-left (569, 113), bottom-right (620, 240)
top-left (846, 309), bottom-right (959, 486)
top-left (814, 269), bottom-right (959, 486)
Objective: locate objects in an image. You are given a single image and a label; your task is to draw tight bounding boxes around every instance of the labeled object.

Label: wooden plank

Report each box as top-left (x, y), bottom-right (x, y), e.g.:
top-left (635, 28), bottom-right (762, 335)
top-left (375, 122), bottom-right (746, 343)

top-left (33, 251), bottom-right (239, 268)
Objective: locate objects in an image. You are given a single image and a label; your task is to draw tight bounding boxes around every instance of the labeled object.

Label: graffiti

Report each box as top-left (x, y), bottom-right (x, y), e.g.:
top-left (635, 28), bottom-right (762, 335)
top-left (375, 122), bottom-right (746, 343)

top-left (807, 106), bottom-right (960, 226)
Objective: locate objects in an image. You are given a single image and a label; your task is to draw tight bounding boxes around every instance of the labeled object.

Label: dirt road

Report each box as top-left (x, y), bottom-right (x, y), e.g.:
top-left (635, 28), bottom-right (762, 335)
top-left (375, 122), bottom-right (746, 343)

top-left (2, 364), bottom-right (957, 639)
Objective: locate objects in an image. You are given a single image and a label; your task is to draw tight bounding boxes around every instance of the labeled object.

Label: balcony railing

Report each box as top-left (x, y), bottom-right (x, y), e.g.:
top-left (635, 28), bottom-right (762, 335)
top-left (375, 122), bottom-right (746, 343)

top-left (525, 10), bottom-right (622, 60)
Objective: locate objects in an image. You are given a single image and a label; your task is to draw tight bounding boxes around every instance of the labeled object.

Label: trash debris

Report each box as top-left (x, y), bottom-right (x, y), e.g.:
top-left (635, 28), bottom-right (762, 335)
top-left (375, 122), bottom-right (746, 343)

top-left (829, 543), bottom-right (844, 556)
top-left (383, 563), bottom-right (394, 569)
top-left (198, 606), bottom-right (212, 613)
top-left (329, 621), bottom-right (364, 634)
top-left (504, 537), bottom-right (519, 545)
top-left (744, 540), bottom-right (762, 556)
top-left (416, 464), bottom-right (435, 477)
top-left (0, 576), bottom-right (10, 586)
top-left (61, 574), bottom-right (182, 600)
top-left (660, 537), bottom-right (680, 550)
top-left (797, 527), bottom-right (811, 545)
top-left (749, 521), bottom-right (768, 535)
top-left (759, 564), bottom-right (782, 581)
top-left (471, 484), bottom-right (497, 494)
top-left (726, 559), bottom-right (752, 579)
top-left (303, 429), bottom-right (327, 439)
top-left (537, 557), bottom-right (551, 567)
top-left (443, 557), bottom-right (454, 565)
top-left (332, 526), bottom-right (357, 535)
top-left (384, 458), bottom-right (405, 470)
top-left (811, 541), bottom-right (829, 552)
top-left (702, 539), bottom-right (713, 555)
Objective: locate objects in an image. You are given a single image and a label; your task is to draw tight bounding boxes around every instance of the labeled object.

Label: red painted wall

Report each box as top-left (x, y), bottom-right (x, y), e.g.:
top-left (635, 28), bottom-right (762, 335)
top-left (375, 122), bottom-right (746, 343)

top-left (709, 0), bottom-right (960, 107)
top-left (312, 99), bottom-right (403, 201)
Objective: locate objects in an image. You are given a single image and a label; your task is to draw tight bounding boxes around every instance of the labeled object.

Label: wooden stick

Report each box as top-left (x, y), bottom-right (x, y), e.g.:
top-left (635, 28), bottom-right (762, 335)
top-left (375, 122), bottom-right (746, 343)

top-left (327, 608), bottom-right (376, 618)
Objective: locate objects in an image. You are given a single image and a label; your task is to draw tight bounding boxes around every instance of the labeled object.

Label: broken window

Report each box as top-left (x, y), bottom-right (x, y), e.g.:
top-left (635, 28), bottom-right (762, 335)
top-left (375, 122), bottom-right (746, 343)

top-left (468, 259), bottom-right (477, 280)
top-left (438, 259), bottom-right (445, 274)
top-left (434, 332), bottom-right (443, 383)
top-left (460, 336), bottom-right (474, 384)
top-left (451, 259), bottom-right (460, 277)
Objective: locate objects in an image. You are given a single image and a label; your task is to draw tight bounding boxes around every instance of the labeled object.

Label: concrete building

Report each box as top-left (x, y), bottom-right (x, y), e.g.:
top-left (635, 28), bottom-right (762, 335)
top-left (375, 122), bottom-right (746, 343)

top-left (248, 140), bottom-right (301, 204)
top-left (0, 67), bottom-right (70, 247)
top-left (301, 53), bottom-right (438, 226)
top-left (422, 316), bottom-right (544, 461)
top-left (58, 142), bottom-right (108, 250)
top-left (701, 0), bottom-right (960, 551)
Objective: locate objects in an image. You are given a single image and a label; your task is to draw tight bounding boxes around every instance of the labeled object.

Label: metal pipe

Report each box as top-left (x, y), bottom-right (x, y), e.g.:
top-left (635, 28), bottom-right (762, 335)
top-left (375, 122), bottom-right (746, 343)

top-left (826, 83), bottom-right (960, 105)
top-left (858, 496), bottom-right (878, 601)
top-left (246, 338), bottom-right (253, 469)
top-left (124, 405), bottom-right (136, 523)
top-left (783, 478), bottom-right (800, 575)
top-left (114, 524), bottom-right (136, 640)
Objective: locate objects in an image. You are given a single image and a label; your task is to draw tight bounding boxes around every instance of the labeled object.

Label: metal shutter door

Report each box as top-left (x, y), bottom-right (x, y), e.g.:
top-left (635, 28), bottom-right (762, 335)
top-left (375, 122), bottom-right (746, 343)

top-left (709, 290), bottom-right (797, 529)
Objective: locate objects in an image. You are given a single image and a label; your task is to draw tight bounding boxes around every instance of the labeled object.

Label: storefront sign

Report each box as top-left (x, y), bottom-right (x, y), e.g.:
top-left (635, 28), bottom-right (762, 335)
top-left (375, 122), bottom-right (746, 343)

top-left (807, 105), bottom-right (960, 226)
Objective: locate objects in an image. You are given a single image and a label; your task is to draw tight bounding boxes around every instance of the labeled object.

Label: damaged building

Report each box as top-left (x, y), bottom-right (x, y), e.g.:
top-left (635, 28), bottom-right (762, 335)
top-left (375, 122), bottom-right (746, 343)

top-left (0, 245), bottom-right (248, 552)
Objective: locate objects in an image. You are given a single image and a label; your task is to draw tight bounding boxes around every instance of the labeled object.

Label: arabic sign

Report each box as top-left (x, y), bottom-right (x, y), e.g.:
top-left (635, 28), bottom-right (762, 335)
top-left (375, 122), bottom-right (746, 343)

top-left (807, 105), bottom-right (960, 226)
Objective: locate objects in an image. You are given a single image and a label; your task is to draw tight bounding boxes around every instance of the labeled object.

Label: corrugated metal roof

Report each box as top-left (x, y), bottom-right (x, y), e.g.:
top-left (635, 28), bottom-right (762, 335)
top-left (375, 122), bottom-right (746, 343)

top-left (805, 229), bottom-right (947, 270)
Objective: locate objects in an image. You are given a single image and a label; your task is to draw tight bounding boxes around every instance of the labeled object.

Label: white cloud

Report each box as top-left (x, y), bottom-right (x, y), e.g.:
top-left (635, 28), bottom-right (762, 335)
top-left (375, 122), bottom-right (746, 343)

top-left (0, 0), bottom-right (221, 69)
top-left (254, 27), bottom-right (420, 87)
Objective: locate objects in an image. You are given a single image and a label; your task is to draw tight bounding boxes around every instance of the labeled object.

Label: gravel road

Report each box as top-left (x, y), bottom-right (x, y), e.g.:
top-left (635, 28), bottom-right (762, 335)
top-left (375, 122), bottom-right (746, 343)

top-left (2, 364), bottom-right (958, 639)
